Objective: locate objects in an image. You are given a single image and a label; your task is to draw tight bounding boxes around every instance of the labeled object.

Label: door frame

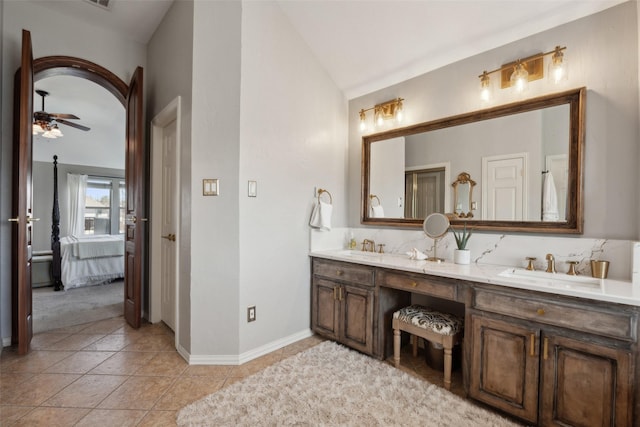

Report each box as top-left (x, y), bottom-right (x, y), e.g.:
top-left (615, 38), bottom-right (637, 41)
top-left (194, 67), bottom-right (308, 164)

top-left (149, 96), bottom-right (181, 348)
top-left (14, 55), bottom-right (144, 341)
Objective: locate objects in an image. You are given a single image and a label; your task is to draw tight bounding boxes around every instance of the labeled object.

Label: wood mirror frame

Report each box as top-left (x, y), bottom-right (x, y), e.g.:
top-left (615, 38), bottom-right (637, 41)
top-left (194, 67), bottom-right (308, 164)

top-left (361, 87), bottom-right (585, 233)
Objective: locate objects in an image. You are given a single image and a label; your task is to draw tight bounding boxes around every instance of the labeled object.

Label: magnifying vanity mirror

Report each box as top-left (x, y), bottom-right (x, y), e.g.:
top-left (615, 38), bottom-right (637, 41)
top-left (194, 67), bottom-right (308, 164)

top-left (361, 87), bottom-right (585, 233)
top-left (423, 213), bottom-right (450, 262)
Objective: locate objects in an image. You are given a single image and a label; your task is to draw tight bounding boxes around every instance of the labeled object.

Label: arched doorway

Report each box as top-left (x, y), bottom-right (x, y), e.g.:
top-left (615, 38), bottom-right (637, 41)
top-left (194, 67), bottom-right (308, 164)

top-left (12, 29), bottom-right (145, 354)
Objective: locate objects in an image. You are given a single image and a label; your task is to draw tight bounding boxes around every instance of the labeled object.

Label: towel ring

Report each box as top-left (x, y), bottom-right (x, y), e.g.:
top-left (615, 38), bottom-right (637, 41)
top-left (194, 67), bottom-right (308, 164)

top-left (317, 188), bottom-right (333, 204)
top-left (369, 194), bottom-right (381, 207)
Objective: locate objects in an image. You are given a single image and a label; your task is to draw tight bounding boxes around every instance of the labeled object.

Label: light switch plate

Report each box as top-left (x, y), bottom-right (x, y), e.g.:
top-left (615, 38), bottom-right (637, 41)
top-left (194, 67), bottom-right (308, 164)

top-left (248, 180), bottom-right (257, 197)
top-left (203, 179), bottom-right (219, 196)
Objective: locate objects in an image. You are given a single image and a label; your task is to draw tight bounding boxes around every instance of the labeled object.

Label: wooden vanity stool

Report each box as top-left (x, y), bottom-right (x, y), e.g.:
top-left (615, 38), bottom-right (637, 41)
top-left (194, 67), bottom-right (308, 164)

top-left (393, 305), bottom-right (463, 390)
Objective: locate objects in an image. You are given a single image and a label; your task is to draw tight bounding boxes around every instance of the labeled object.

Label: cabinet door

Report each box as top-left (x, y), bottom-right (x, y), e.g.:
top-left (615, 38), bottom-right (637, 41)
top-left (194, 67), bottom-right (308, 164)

top-left (339, 284), bottom-right (374, 355)
top-left (540, 333), bottom-right (633, 427)
top-left (311, 279), bottom-right (339, 340)
top-left (469, 315), bottom-right (540, 424)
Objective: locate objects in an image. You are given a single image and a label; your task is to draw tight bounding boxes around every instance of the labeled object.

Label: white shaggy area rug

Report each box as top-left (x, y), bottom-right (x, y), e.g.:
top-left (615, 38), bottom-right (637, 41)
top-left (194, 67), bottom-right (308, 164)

top-left (177, 341), bottom-right (521, 426)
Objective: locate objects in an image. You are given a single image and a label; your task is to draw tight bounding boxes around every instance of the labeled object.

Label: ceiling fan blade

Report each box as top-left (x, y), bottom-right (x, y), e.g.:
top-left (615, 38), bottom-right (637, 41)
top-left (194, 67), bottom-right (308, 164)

top-left (55, 119), bottom-right (91, 131)
top-left (49, 113), bottom-right (80, 120)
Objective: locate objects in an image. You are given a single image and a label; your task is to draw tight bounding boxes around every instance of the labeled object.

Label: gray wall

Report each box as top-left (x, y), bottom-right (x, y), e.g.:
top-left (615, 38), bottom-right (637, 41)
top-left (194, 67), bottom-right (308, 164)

top-left (349, 2), bottom-right (639, 240)
top-left (32, 160), bottom-right (124, 252)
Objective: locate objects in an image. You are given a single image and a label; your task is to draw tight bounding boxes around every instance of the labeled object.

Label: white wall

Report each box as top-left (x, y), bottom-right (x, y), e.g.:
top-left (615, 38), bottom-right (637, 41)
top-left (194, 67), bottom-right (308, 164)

top-left (349, 2), bottom-right (639, 240)
top-left (146, 0), bottom-right (194, 354)
top-left (188, 0), bottom-right (243, 357)
top-left (0, 1), bottom-right (146, 344)
top-left (238, 1), bottom-right (347, 354)
top-left (147, 0), bottom-right (348, 359)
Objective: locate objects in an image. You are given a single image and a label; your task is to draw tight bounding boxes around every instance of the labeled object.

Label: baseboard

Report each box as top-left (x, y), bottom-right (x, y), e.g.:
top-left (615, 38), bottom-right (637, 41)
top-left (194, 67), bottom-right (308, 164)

top-left (2, 337), bottom-right (12, 347)
top-left (238, 328), bottom-right (313, 365)
top-left (184, 328), bottom-right (314, 365)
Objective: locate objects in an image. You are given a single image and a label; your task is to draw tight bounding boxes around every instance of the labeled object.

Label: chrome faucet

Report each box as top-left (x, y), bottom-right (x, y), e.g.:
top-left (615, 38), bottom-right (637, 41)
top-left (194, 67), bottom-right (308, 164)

top-left (545, 253), bottom-right (556, 273)
top-left (362, 239), bottom-right (376, 252)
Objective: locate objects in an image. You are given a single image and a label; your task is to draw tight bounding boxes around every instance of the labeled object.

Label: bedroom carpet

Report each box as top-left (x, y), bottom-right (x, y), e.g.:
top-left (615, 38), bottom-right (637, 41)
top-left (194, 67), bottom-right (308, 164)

top-left (177, 341), bottom-right (521, 427)
top-left (32, 280), bottom-right (123, 333)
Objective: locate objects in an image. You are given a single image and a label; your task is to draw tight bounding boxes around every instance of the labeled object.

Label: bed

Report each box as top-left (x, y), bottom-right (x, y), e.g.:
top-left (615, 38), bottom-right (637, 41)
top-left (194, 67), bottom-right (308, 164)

top-left (60, 235), bottom-right (125, 289)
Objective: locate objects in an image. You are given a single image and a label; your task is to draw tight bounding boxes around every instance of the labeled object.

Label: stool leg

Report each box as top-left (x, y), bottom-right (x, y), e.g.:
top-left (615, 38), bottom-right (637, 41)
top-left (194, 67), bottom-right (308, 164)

top-left (443, 346), bottom-right (453, 390)
top-left (412, 336), bottom-right (418, 357)
top-left (393, 329), bottom-right (401, 368)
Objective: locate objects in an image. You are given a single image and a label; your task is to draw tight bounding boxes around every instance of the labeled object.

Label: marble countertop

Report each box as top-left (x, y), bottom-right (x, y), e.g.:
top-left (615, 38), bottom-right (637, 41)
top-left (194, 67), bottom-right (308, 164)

top-left (310, 249), bottom-right (640, 307)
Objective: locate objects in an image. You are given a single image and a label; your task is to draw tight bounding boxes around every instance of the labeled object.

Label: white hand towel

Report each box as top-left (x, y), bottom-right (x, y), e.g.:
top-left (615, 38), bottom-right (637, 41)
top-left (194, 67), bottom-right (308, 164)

top-left (542, 172), bottom-right (559, 221)
top-left (309, 201), bottom-right (333, 230)
top-left (370, 205), bottom-right (385, 218)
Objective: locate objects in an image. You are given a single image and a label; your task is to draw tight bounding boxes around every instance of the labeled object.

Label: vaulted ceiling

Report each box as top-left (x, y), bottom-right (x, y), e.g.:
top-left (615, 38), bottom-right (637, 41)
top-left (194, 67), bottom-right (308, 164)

top-left (29, 0), bottom-right (628, 168)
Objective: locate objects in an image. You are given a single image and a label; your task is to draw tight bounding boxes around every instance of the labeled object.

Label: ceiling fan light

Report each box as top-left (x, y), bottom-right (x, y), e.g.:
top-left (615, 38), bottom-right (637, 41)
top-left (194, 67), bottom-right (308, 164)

top-left (42, 129), bottom-right (57, 139)
top-left (50, 125), bottom-right (63, 137)
top-left (32, 123), bottom-right (45, 134)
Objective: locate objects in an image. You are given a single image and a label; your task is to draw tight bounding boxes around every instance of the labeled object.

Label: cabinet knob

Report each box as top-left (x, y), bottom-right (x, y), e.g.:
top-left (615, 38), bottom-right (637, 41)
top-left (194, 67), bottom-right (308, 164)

top-left (410, 281), bottom-right (417, 287)
top-left (537, 308), bottom-right (545, 316)
top-left (336, 270), bottom-right (343, 276)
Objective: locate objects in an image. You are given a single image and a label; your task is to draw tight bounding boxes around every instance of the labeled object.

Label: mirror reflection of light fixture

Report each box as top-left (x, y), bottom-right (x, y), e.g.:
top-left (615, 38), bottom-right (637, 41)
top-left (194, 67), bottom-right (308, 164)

top-left (358, 97), bottom-right (404, 133)
top-left (478, 46), bottom-right (567, 100)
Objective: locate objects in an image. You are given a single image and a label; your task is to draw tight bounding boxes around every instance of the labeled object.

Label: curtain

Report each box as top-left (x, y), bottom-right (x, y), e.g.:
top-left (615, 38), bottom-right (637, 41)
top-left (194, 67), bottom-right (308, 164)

top-left (67, 173), bottom-right (88, 237)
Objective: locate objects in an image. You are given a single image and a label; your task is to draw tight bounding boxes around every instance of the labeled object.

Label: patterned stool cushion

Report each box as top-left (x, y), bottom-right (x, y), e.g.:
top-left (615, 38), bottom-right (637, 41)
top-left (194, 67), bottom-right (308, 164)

top-left (393, 305), bottom-right (463, 336)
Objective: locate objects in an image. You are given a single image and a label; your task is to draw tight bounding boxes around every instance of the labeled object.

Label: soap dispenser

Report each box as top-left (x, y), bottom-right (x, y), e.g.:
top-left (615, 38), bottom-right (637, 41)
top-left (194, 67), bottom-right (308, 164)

top-left (349, 232), bottom-right (357, 249)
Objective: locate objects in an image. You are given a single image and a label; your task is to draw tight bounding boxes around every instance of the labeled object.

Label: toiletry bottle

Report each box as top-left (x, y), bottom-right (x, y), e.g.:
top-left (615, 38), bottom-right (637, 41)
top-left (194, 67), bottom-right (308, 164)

top-left (349, 232), bottom-right (356, 249)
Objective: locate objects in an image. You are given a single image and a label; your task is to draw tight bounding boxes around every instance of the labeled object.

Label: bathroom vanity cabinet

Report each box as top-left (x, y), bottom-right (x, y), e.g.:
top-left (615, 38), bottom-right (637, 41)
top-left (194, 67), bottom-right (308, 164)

top-left (469, 286), bottom-right (636, 426)
top-left (311, 259), bottom-right (375, 355)
top-left (310, 254), bottom-right (640, 426)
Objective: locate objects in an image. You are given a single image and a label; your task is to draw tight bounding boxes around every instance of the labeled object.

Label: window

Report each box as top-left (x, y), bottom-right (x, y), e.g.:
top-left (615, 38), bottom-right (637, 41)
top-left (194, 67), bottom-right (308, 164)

top-left (84, 177), bottom-right (125, 235)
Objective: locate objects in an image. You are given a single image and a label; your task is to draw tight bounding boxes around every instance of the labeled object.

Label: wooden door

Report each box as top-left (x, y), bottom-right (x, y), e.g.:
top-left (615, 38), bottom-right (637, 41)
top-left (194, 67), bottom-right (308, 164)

top-left (124, 67), bottom-right (144, 328)
top-left (11, 30), bottom-right (34, 355)
top-left (469, 314), bottom-right (539, 424)
top-left (161, 119), bottom-right (178, 331)
top-left (311, 278), bottom-right (339, 340)
top-left (540, 333), bottom-right (633, 426)
top-left (482, 154), bottom-right (526, 220)
top-left (340, 284), bottom-right (374, 355)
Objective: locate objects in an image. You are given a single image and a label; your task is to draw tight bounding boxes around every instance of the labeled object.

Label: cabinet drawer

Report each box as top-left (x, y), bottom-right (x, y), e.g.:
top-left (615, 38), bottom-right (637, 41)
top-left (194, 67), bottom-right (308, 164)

top-left (378, 271), bottom-right (457, 300)
top-left (473, 288), bottom-right (637, 341)
top-left (313, 259), bottom-right (374, 287)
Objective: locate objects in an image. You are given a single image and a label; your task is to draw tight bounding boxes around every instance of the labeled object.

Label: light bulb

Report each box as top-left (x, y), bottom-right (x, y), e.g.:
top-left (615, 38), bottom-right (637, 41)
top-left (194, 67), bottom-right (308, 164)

top-left (395, 100), bottom-right (404, 123)
top-left (510, 62), bottom-right (529, 93)
top-left (42, 130), bottom-right (57, 139)
top-left (548, 46), bottom-right (568, 84)
top-left (359, 110), bottom-right (366, 132)
top-left (479, 71), bottom-right (492, 103)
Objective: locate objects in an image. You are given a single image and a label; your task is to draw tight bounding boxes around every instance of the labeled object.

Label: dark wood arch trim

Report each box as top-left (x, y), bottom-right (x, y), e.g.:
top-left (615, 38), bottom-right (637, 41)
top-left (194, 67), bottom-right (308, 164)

top-left (33, 56), bottom-right (127, 105)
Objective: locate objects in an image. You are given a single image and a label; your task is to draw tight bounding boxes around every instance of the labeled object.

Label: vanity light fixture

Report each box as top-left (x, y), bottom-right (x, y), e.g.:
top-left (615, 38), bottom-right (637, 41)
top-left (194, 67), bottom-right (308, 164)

top-left (358, 98), bottom-right (404, 133)
top-left (478, 46), bottom-right (567, 101)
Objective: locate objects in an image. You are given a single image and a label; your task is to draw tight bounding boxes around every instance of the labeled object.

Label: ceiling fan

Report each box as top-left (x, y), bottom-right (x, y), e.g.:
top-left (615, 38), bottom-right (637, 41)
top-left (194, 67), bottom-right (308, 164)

top-left (33, 89), bottom-right (90, 138)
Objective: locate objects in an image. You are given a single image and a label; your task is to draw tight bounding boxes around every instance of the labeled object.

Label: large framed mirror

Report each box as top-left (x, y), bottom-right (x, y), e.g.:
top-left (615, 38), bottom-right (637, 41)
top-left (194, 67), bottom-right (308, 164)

top-left (361, 87), bottom-right (585, 233)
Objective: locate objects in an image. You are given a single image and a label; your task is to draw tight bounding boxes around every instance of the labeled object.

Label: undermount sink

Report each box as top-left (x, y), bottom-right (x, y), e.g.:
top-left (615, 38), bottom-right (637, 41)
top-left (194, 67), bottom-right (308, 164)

top-left (498, 268), bottom-right (602, 288)
top-left (336, 250), bottom-right (382, 257)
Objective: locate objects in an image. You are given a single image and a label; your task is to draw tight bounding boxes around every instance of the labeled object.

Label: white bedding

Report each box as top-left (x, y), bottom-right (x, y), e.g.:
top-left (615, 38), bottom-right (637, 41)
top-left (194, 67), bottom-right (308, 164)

top-left (60, 235), bottom-right (125, 289)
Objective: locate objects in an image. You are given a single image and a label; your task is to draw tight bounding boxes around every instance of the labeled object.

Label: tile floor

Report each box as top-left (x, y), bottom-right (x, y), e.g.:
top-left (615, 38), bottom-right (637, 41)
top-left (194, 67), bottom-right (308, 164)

top-left (1, 316), bottom-right (464, 426)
